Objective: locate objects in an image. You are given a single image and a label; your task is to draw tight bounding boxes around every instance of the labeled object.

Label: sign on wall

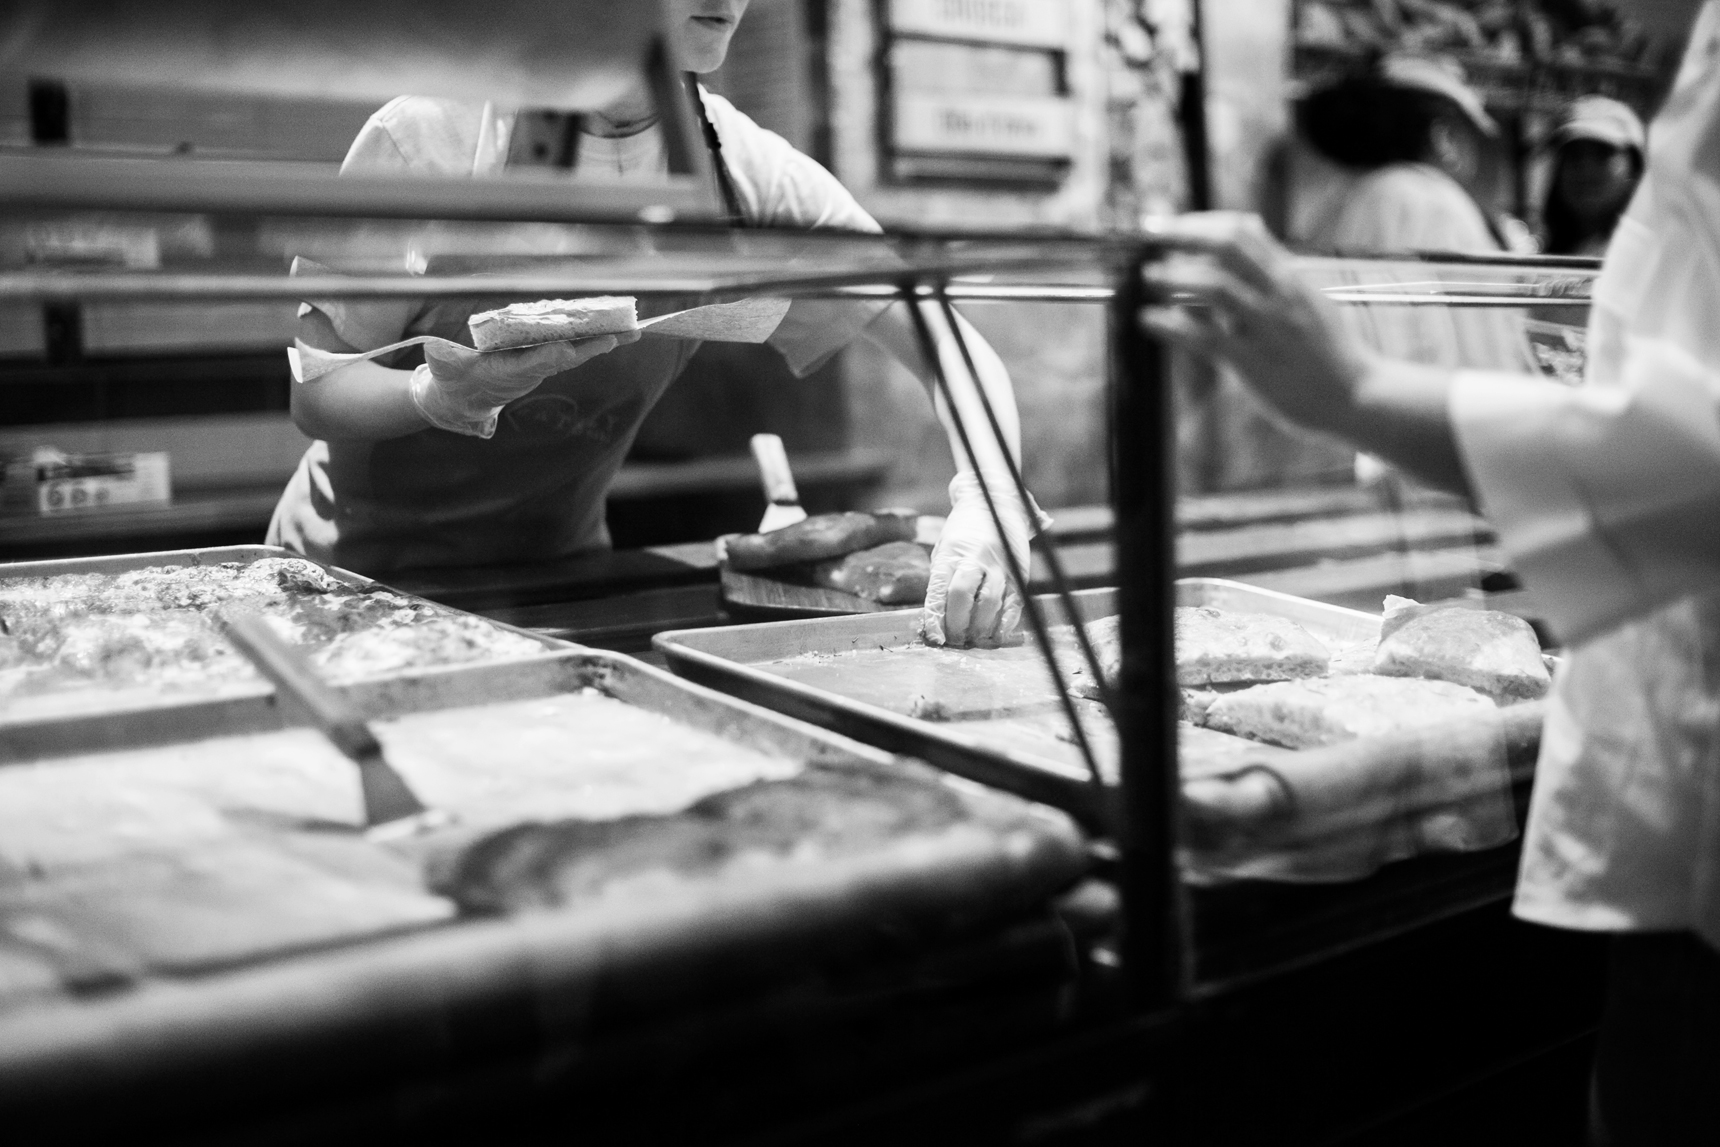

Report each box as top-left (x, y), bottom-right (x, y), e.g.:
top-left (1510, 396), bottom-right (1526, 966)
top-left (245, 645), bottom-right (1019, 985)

top-left (887, 0), bottom-right (1069, 50)
top-left (883, 0), bottom-right (1074, 185)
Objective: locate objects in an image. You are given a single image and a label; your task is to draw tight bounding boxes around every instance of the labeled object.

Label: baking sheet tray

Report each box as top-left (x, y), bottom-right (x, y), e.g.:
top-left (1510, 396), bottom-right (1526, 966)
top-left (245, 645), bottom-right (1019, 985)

top-left (0, 647), bottom-right (1086, 1118)
top-left (0, 544), bottom-right (568, 726)
top-left (655, 579), bottom-right (1389, 827)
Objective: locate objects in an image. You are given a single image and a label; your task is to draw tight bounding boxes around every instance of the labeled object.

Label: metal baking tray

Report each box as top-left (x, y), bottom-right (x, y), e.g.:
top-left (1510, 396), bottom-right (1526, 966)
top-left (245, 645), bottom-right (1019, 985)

top-left (0, 648), bottom-right (1086, 1118)
top-left (654, 579), bottom-right (1386, 827)
top-left (0, 544), bottom-right (568, 726)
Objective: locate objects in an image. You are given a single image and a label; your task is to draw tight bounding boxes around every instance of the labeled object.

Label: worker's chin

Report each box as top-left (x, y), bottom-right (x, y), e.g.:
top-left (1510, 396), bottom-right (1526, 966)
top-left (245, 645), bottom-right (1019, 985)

top-left (677, 20), bottom-right (735, 73)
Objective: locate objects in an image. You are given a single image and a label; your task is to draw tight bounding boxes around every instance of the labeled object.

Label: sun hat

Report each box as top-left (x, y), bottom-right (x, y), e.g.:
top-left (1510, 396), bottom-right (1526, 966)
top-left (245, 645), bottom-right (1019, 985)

top-left (1378, 52), bottom-right (1499, 137)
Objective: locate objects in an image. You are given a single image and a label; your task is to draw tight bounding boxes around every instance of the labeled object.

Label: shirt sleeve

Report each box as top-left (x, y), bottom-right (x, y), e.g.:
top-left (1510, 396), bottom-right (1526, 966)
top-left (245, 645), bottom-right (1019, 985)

top-left (1451, 342), bottom-right (1720, 647)
top-left (699, 89), bottom-right (892, 376)
top-left (294, 103), bottom-right (424, 353)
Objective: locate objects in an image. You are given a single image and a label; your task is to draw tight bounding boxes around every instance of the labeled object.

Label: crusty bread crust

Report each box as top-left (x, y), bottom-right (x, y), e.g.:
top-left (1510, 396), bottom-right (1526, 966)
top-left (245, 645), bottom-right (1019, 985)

top-left (1175, 606), bottom-right (1331, 686)
top-left (725, 512), bottom-right (917, 571)
top-left (468, 296), bottom-right (639, 351)
top-left (1372, 603), bottom-right (1549, 702)
top-left (1202, 674), bottom-right (1495, 749)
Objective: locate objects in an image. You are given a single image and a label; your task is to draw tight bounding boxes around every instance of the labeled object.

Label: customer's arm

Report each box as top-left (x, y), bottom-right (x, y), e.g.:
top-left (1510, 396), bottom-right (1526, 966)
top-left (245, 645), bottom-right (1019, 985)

top-left (1140, 212), bottom-right (1720, 646)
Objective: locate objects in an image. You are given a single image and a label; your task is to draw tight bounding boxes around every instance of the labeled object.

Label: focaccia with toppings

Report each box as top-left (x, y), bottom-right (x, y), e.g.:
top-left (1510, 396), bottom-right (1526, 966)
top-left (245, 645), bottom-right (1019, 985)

top-left (1175, 606), bottom-right (1332, 686)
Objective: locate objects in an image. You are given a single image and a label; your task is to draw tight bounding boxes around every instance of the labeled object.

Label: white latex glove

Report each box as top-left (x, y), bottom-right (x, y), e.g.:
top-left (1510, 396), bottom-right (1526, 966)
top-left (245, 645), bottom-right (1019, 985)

top-left (920, 471), bottom-right (1050, 649)
top-left (410, 332), bottom-right (639, 438)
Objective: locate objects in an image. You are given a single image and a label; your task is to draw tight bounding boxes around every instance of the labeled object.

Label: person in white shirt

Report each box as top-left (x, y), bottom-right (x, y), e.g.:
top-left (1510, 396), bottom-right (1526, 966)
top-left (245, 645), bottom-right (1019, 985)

top-left (269, 0), bottom-right (1042, 648)
top-left (1141, 4), bottom-right (1720, 1140)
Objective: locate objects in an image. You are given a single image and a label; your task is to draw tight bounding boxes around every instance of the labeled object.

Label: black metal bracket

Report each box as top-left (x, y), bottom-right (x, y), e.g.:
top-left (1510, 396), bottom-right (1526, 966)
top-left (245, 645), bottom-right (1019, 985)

top-left (1110, 249), bottom-right (1187, 1011)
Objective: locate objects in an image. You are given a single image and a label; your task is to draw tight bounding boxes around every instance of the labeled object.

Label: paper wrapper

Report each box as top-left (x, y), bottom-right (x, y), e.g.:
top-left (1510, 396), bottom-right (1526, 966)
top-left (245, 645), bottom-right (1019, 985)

top-left (288, 296), bottom-right (792, 383)
top-left (1179, 702), bottom-right (1535, 884)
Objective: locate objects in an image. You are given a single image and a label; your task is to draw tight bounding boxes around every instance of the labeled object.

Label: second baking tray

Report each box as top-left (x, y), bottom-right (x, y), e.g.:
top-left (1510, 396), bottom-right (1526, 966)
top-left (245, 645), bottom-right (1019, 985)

top-left (655, 579), bottom-right (1384, 827)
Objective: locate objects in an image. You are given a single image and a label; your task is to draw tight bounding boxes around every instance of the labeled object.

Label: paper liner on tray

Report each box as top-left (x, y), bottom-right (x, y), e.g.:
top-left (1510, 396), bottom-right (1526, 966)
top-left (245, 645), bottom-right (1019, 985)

top-left (288, 296), bottom-right (792, 383)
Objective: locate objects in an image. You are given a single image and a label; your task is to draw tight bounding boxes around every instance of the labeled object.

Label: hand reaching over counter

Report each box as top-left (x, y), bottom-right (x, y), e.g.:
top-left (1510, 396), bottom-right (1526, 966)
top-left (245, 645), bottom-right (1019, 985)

top-left (1137, 212), bottom-right (1473, 499)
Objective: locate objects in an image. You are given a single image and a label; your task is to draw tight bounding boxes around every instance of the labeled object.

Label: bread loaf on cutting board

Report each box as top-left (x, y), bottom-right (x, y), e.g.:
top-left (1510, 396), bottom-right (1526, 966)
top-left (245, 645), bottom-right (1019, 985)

top-left (725, 512), bottom-right (917, 572)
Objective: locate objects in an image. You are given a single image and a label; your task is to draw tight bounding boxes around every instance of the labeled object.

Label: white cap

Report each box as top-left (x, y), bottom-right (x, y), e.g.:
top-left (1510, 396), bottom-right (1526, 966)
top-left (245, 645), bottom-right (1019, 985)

top-left (1553, 96), bottom-right (1646, 152)
top-left (1378, 53), bottom-right (1499, 138)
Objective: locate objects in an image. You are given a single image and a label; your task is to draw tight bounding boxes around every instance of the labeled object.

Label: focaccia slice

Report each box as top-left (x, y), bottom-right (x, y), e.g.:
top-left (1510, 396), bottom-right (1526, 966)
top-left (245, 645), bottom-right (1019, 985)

top-left (1175, 606), bottom-right (1331, 686)
top-left (724, 512), bottom-right (917, 571)
top-left (1064, 614), bottom-right (1121, 701)
top-left (1203, 674), bottom-right (1495, 749)
top-left (468, 296), bottom-right (639, 351)
top-left (1373, 598), bottom-right (1549, 702)
top-left (812, 541), bottom-right (930, 604)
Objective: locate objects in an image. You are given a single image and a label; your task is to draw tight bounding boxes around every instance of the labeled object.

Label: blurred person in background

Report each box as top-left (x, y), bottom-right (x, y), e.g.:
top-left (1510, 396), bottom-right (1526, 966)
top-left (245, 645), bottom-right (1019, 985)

top-left (1298, 53), bottom-right (1530, 257)
top-left (1541, 95), bottom-right (1647, 256)
top-left (1296, 52), bottom-right (1535, 487)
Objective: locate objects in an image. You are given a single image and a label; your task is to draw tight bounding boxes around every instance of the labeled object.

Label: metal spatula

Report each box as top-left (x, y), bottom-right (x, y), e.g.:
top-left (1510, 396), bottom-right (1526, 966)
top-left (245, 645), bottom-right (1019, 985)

top-left (750, 433), bottom-right (806, 533)
top-left (220, 612), bottom-right (450, 840)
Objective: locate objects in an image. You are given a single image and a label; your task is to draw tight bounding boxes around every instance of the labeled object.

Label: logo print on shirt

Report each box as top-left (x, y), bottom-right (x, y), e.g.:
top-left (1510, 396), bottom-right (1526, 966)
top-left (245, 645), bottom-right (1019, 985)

top-left (503, 394), bottom-right (624, 443)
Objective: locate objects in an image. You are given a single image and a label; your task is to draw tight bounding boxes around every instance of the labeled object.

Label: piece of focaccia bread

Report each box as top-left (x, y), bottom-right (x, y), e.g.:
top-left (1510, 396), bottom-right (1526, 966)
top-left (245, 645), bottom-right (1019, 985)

top-left (812, 541), bottom-right (931, 604)
top-left (1064, 614), bottom-right (1121, 701)
top-left (724, 512), bottom-right (917, 572)
top-left (1372, 599), bottom-right (1549, 702)
top-left (468, 296), bottom-right (639, 351)
top-left (1203, 674), bottom-right (1495, 749)
top-left (1175, 606), bottom-right (1331, 686)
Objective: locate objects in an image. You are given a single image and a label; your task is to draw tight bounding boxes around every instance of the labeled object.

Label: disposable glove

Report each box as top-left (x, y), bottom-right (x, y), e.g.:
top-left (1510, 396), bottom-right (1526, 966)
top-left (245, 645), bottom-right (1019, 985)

top-left (409, 332), bottom-right (638, 437)
top-left (920, 471), bottom-right (1051, 649)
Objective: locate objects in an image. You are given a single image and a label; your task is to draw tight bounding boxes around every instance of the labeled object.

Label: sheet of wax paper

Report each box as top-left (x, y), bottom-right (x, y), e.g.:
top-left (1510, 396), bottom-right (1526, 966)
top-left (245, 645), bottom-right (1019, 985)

top-left (288, 295), bottom-right (793, 383)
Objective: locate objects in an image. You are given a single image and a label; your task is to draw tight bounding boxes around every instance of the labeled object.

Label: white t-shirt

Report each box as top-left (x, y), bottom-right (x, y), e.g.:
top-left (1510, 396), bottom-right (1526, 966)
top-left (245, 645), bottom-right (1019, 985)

top-left (314, 87), bottom-right (887, 374)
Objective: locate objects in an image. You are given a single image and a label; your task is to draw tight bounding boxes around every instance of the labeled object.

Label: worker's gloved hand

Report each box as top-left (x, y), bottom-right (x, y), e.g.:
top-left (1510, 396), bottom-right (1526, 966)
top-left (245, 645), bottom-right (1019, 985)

top-left (410, 332), bottom-right (640, 438)
top-left (920, 471), bottom-right (1050, 649)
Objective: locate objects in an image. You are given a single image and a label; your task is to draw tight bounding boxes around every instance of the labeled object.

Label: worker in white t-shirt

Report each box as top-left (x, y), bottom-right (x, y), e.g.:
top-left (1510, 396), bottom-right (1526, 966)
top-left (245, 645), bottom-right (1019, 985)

top-left (268, 0), bottom-right (1042, 648)
top-left (1141, 3), bottom-right (1720, 1139)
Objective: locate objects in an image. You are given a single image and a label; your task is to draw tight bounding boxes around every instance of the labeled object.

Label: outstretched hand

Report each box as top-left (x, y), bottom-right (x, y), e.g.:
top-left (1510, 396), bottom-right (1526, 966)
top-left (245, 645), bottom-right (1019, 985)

top-left (1138, 212), bottom-right (1372, 438)
top-left (413, 330), bottom-right (642, 437)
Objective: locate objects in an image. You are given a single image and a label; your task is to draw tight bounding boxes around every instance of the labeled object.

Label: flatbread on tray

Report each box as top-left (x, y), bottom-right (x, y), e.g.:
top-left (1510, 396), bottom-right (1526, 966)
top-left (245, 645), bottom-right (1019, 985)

top-left (0, 558), bottom-right (546, 713)
top-left (811, 541), bottom-right (930, 604)
top-left (1373, 597), bottom-right (1549, 702)
top-left (1175, 606), bottom-right (1332, 686)
top-left (1201, 674), bottom-right (1496, 750)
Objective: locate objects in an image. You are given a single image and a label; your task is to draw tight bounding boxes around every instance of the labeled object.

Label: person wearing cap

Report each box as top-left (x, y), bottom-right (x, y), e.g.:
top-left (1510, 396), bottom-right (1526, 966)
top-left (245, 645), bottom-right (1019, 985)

top-left (1542, 95), bottom-right (1647, 256)
top-left (1298, 53), bottom-right (1521, 258)
top-left (1141, 2), bottom-right (1720, 1138)
top-left (269, 0), bottom-right (1042, 649)
top-left (1288, 53), bottom-right (1534, 491)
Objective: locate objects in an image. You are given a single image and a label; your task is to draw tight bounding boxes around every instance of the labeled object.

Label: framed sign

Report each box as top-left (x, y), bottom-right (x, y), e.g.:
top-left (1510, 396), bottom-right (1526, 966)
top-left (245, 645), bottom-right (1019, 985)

top-left (886, 0), bottom-right (1069, 50)
top-left (881, 0), bottom-right (1074, 185)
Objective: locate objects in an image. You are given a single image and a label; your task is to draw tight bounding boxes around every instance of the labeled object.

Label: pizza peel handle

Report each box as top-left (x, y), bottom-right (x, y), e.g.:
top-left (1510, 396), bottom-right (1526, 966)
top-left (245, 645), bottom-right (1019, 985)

top-left (750, 433), bottom-right (806, 532)
top-left (219, 612), bottom-right (447, 838)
